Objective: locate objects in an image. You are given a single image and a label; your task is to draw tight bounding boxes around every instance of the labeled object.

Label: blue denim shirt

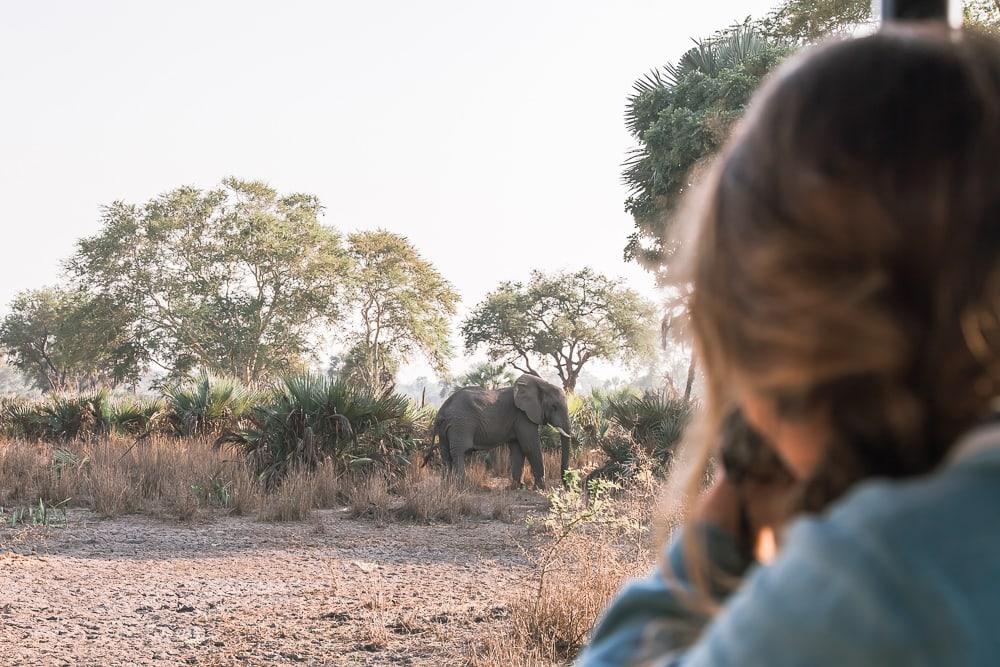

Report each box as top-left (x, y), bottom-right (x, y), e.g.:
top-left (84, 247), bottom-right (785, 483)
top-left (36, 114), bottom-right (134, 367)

top-left (577, 427), bottom-right (1000, 666)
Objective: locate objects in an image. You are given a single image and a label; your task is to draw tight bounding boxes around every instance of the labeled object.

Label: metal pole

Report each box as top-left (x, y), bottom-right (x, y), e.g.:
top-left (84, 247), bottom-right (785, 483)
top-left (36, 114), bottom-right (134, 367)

top-left (880, 0), bottom-right (951, 21)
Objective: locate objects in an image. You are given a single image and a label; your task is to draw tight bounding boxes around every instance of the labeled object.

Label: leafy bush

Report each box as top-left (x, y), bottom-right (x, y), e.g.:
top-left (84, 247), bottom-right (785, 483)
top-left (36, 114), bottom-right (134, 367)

top-left (162, 374), bottom-right (255, 436)
top-left (108, 396), bottom-right (164, 435)
top-left (569, 389), bottom-right (693, 488)
top-left (0, 395), bottom-right (50, 440)
top-left (606, 391), bottom-right (692, 460)
top-left (216, 373), bottom-right (429, 483)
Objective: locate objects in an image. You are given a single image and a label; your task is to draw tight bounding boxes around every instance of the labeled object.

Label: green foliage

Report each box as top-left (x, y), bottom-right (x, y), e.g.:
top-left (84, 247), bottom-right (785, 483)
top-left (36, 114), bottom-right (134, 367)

top-left (342, 230), bottom-right (459, 390)
top-left (623, 28), bottom-right (791, 279)
top-left (190, 475), bottom-right (235, 508)
top-left (216, 373), bottom-right (427, 483)
top-left (0, 286), bottom-right (144, 391)
top-left (41, 391), bottom-right (115, 441)
top-left (162, 374), bottom-right (255, 436)
top-left (757, 0), bottom-right (871, 42)
top-left (462, 269), bottom-right (657, 391)
top-left (606, 391), bottom-right (692, 457)
top-left (107, 396), bottom-right (163, 435)
top-left (441, 362), bottom-right (516, 397)
top-left (69, 178), bottom-right (351, 382)
top-left (0, 392), bottom-right (165, 441)
top-left (2, 498), bottom-right (69, 527)
top-left (566, 389), bottom-right (693, 484)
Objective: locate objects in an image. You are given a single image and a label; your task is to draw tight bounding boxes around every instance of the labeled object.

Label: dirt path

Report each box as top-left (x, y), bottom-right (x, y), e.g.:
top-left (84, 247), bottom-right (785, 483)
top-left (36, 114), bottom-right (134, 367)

top-left (0, 498), bottom-right (549, 666)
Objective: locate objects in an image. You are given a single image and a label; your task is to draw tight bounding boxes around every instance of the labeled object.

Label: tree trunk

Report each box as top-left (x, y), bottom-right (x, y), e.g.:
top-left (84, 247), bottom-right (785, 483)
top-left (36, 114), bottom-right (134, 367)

top-left (683, 353), bottom-right (696, 401)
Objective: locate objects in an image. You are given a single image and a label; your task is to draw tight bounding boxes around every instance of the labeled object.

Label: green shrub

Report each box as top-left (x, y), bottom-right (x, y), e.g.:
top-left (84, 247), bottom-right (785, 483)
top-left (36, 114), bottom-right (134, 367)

top-left (108, 396), bottom-right (164, 435)
top-left (162, 374), bottom-right (255, 436)
top-left (606, 391), bottom-right (691, 460)
top-left (574, 390), bottom-right (693, 487)
top-left (216, 373), bottom-right (428, 484)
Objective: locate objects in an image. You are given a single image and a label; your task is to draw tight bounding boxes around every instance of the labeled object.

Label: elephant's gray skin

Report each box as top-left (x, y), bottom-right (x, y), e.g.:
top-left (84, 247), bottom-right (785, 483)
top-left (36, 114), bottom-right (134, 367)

top-left (433, 374), bottom-right (572, 489)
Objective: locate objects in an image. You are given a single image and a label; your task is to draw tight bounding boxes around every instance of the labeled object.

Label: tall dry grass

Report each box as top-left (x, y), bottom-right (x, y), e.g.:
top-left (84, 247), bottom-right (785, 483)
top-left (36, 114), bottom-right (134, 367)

top-left (0, 435), bottom-right (261, 520)
top-left (470, 536), bottom-right (643, 666)
top-left (469, 472), bottom-right (661, 666)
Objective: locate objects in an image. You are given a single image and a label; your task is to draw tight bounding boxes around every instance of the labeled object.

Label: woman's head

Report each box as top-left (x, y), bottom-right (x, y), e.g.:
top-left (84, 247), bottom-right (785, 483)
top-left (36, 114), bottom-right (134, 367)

top-left (684, 27), bottom-right (1000, 511)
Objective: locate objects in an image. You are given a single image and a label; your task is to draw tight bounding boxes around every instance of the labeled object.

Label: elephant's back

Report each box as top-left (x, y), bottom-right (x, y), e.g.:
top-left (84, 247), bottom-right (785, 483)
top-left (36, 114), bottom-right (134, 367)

top-left (438, 386), bottom-right (511, 417)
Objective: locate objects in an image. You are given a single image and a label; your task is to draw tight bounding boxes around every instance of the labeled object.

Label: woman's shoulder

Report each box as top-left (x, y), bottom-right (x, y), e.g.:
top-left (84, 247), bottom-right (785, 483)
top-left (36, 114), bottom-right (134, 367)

top-left (819, 445), bottom-right (1000, 550)
top-left (773, 447), bottom-right (1000, 659)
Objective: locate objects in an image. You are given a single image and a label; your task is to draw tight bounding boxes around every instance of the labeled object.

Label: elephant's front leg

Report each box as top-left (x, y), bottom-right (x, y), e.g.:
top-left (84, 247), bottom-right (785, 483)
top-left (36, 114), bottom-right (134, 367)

top-left (515, 421), bottom-right (546, 490)
top-left (526, 445), bottom-right (545, 490)
top-left (508, 442), bottom-right (525, 489)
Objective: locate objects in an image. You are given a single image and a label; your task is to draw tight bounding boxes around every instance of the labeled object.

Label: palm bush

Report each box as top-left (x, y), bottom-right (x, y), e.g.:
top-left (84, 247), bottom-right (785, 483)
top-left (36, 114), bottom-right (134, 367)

top-left (216, 373), bottom-right (427, 484)
top-left (162, 374), bottom-right (255, 436)
top-left (0, 396), bottom-right (49, 440)
top-left (108, 396), bottom-right (164, 435)
top-left (577, 390), bottom-right (693, 491)
top-left (606, 391), bottom-right (692, 461)
top-left (41, 391), bottom-right (114, 440)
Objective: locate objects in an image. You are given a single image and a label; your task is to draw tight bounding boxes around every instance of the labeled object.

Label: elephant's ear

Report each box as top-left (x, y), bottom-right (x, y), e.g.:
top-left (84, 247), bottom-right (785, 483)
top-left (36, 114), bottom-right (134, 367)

top-left (514, 375), bottom-right (543, 424)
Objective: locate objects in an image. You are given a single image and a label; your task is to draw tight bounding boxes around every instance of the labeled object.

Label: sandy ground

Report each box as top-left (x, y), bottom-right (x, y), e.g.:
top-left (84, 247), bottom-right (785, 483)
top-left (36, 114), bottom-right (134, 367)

top-left (0, 495), bottom-right (550, 667)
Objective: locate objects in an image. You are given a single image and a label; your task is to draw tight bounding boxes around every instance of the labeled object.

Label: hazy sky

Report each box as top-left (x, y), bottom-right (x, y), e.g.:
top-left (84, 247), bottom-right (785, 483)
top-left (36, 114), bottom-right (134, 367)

top-left (0, 1), bottom-right (777, 380)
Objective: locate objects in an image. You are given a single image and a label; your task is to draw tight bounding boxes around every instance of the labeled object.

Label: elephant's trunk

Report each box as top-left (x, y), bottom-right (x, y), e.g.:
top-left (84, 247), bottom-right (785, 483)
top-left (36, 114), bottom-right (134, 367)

top-left (559, 433), bottom-right (571, 487)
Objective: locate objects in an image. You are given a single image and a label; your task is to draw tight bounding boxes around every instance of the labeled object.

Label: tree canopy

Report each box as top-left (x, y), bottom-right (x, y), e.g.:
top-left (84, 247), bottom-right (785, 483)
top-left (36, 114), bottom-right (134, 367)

top-left (622, 28), bottom-right (791, 282)
top-left (758, 0), bottom-right (872, 41)
top-left (70, 178), bottom-right (350, 383)
top-left (461, 269), bottom-right (656, 392)
top-left (0, 287), bottom-right (144, 391)
top-left (341, 230), bottom-right (459, 390)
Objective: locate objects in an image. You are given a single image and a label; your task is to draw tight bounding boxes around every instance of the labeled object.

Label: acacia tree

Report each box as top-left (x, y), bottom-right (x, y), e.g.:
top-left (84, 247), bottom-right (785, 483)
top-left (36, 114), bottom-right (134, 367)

top-left (342, 230), bottom-right (459, 390)
top-left (70, 178), bottom-right (350, 383)
top-left (462, 269), bottom-right (656, 392)
top-left (0, 287), bottom-right (144, 391)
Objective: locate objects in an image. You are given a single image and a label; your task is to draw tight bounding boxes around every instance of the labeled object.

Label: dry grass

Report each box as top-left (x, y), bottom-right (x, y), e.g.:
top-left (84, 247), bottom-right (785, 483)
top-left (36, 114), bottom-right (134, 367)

top-left (256, 467), bottom-right (315, 522)
top-left (1, 434), bottom-right (662, 665)
top-left (344, 472), bottom-right (394, 522)
top-left (470, 535), bottom-right (643, 666)
top-left (0, 436), bottom-right (544, 526)
top-left (395, 465), bottom-right (480, 523)
top-left (469, 470), bottom-right (661, 666)
top-left (0, 436), bottom-right (246, 519)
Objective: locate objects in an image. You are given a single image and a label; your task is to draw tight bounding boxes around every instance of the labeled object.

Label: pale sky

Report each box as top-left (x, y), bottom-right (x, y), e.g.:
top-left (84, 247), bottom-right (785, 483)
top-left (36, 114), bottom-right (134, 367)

top-left (0, 1), bottom-right (777, 381)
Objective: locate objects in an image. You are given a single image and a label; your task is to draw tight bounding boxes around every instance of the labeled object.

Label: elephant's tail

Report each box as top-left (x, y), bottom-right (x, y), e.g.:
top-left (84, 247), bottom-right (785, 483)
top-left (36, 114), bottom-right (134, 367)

top-left (421, 422), bottom-right (441, 467)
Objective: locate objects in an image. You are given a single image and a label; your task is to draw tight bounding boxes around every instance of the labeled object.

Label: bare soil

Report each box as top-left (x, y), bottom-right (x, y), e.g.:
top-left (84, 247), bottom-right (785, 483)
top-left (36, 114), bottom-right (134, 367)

top-left (0, 493), bottom-right (551, 667)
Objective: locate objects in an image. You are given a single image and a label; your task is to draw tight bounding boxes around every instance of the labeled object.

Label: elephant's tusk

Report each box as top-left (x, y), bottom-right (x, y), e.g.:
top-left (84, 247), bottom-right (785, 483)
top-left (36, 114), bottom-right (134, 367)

top-left (555, 427), bottom-right (571, 438)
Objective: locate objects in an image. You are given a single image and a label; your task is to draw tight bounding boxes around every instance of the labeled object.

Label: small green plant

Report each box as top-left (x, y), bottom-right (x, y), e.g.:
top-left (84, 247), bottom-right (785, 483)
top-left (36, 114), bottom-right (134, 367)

top-left (191, 476), bottom-right (234, 508)
top-left (3, 498), bottom-right (69, 527)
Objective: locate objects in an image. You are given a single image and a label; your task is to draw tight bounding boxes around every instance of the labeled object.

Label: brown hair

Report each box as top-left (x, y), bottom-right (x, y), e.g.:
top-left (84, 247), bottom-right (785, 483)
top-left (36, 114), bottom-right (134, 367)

top-left (677, 26), bottom-right (1000, 524)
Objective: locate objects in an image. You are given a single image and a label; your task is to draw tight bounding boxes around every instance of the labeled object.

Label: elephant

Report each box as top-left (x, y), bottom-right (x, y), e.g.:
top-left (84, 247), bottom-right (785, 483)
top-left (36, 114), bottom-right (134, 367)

top-left (433, 373), bottom-right (572, 489)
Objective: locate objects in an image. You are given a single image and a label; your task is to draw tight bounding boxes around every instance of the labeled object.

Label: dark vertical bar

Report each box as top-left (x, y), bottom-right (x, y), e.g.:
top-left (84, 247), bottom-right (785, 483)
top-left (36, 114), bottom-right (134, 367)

top-left (881, 0), bottom-right (951, 21)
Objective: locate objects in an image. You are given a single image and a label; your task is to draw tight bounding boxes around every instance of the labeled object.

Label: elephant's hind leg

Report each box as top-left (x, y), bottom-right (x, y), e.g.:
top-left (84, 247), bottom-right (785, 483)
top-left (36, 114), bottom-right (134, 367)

top-left (447, 428), bottom-right (474, 485)
top-left (439, 429), bottom-right (452, 467)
